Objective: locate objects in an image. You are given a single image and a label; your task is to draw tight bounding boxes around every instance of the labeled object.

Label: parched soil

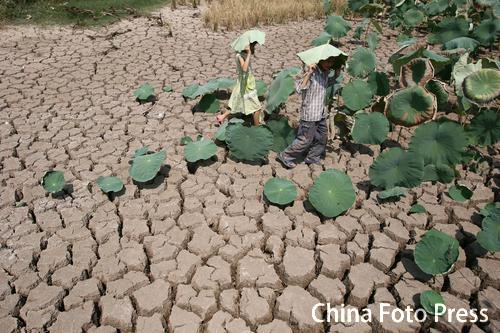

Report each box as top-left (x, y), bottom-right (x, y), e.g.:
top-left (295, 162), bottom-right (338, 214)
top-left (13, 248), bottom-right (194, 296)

top-left (0, 6), bottom-right (499, 333)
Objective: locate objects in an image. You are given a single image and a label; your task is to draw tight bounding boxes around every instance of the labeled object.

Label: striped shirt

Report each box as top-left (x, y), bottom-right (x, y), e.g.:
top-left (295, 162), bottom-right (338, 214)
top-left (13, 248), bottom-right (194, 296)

top-left (295, 67), bottom-right (330, 122)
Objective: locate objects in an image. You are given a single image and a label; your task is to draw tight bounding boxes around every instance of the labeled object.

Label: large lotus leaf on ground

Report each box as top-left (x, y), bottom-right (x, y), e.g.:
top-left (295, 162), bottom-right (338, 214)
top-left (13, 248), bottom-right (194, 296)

top-left (184, 137), bottom-right (218, 163)
top-left (129, 150), bottom-right (166, 182)
top-left (474, 19), bottom-right (500, 45)
top-left (399, 58), bottom-right (435, 88)
top-left (477, 207), bottom-right (500, 252)
top-left (351, 112), bottom-right (389, 145)
top-left (96, 176), bottom-right (124, 193)
top-left (197, 93), bottom-right (220, 113)
top-left (463, 69), bottom-right (500, 104)
top-left (226, 125), bottom-right (273, 161)
top-left (451, 53), bottom-right (482, 100)
top-left (325, 15), bottom-right (351, 39)
top-left (347, 47), bottom-right (376, 78)
top-left (466, 110), bottom-right (500, 146)
top-left (42, 171), bottom-right (65, 193)
top-left (342, 79), bottom-right (373, 111)
top-left (214, 118), bottom-right (245, 142)
top-left (369, 147), bottom-right (424, 189)
top-left (409, 120), bottom-right (467, 166)
top-left (264, 178), bottom-right (297, 205)
top-left (266, 67), bottom-right (301, 113)
top-left (367, 71), bottom-right (390, 96)
top-left (265, 118), bottom-right (296, 152)
top-left (182, 78), bottom-right (236, 99)
top-left (403, 9), bottom-right (425, 28)
top-left (386, 86), bottom-right (436, 127)
top-left (414, 229), bottom-right (459, 275)
top-left (428, 17), bottom-right (469, 44)
top-left (308, 169), bottom-right (356, 218)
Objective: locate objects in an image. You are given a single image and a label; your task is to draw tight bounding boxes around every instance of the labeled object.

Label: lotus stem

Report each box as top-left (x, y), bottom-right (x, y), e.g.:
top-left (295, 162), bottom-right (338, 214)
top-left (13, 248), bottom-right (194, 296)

top-left (397, 126), bottom-right (403, 143)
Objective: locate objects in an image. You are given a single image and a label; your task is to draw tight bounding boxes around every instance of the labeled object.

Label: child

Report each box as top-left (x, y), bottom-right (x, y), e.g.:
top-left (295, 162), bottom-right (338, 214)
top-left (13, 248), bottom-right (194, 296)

top-left (216, 42), bottom-right (262, 126)
top-left (278, 56), bottom-right (342, 168)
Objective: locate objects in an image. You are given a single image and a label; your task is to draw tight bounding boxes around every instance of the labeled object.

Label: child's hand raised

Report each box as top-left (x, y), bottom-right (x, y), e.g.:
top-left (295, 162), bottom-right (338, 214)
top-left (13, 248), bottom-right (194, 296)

top-left (307, 64), bottom-right (317, 73)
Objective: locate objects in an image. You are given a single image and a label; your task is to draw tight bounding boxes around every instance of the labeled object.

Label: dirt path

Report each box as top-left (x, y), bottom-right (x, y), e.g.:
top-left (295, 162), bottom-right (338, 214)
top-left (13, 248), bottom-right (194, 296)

top-left (0, 6), bottom-right (498, 333)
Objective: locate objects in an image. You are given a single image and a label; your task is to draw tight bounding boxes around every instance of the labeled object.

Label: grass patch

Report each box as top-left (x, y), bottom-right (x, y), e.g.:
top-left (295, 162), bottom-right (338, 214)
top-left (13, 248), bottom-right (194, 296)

top-left (203, 0), bottom-right (347, 31)
top-left (0, 0), bottom-right (170, 26)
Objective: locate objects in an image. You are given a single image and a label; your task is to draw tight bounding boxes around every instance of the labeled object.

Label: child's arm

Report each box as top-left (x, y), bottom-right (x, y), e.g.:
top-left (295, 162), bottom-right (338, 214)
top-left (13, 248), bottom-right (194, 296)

top-left (295, 64), bottom-right (316, 93)
top-left (238, 46), bottom-right (252, 72)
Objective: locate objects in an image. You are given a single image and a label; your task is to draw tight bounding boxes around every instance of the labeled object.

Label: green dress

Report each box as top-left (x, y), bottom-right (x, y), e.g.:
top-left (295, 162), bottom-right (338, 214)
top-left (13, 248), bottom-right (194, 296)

top-left (228, 54), bottom-right (262, 116)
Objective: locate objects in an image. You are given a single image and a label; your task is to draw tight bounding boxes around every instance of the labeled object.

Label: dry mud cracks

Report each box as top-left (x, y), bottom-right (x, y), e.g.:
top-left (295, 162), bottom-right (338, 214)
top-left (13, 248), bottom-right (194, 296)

top-left (0, 6), bottom-right (499, 333)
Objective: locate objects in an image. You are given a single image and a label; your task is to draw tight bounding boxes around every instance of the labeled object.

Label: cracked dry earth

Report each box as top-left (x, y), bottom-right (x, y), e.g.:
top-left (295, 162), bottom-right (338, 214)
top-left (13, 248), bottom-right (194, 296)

top-left (0, 6), bottom-right (499, 333)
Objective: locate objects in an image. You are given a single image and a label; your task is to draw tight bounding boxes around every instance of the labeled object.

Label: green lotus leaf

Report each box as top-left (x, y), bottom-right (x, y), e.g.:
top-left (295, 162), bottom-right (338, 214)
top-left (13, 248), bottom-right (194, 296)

top-left (342, 80), bottom-right (373, 111)
top-left (351, 112), bottom-right (389, 144)
top-left (474, 19), bottom-right (500, 45)
top-left (367, 71), bottom-right (390, 96)
top-left (348, 48), bottom-right (376, 78)
top-left (129, 150), bottom-right (166, 182)
top-left (42, 170), bottom-right (65, 193)
top-left (265, 118), bottom-right (296, 152)
top-left (410, 203), bottom-right (427, 214)
top-left (353, 25), bottom-right (365, 40)
top-left (182, 84), bottom-right (201, 99)
top-left (163, 85), bottom-right (173, 93)
top-left (266, 67), bottom-right (301, 113)
top-left (369, 148), bottom-right (424, 189)
top-left (400, 58), bottom-right (435, 88)
top-left (214, 77), bottom-right (236, 91)
top-left (420, 291), bottom-right (446, 315)
top-left (409, 120), bottom-right (467, 166)
top-left (403, 9), bottom-right (425, 27)
top-left (197, 94), bottom-right (220, 113)
top-left (466, 110), bottom-right (500, 146)
top-left (378, 186), bottom-right (407, 200)
top-left (312, 32), bottom-right (333, 46)
top-left (367, 32), bottom-right (379, 50)
top-left (134, 83), bottom-right (155, 101)
top-left (428, 17), bottom-right (469, 44)
top-left (231, 30), bottom-right (266, 52)
top-left (463, 69), bottom-right (500, 104)
top-left (386, 86), bottom-right (436, 127)
top-left (422, 164), bottom-right (455, 183)
top-left (477, 207), bottom-right (500, 252)
top-left (96, 176), bottom-right (124, 193)
top-left (298, 44), bottom-right (348, 66)
top-left (256, 80), bottom-right (268, 97)
top-left (184, 137), bottom-right (217, 163)
top-left (414, 229), bottom-right (459, 275)
top-left (180, 136), bottom-right (193, 146)
top-left (264, 178), bottom-right (298, 205)
top-left (480, 203), bottom-right (500, 217)
top-left (325, 15), bottom-right (351, 39)
top-left (425, 0), bottom-right (449, 15)
top-left (425, 80), bottom-right (448, 109)
top-left (308, 169), bottom-right (356, 218)
top-left (451, 53), bottom-right (482, 100)
top-left (442, 37), bottom-right (480, 52)
top-left (447, 185), bottom-right (472, 202)
top-left (348, 0), bottom-right (369, 11)
top-left (214, 118), bottom-right (245, 142)
top-left (226, 125), bottom-right (273, 161)
top-left (133, 146), bottom-right (150, 158)
top-left (323, 0), bottom-right (332, 14)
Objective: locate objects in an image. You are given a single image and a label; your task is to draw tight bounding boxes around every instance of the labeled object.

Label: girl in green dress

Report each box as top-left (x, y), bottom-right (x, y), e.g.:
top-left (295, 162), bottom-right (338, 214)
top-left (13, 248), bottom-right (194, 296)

top-left (216, 42), bottom-right (262, 126)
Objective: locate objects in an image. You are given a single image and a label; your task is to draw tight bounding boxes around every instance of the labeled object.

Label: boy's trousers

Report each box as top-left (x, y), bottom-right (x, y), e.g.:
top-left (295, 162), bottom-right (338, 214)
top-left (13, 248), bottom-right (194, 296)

top-left (280, 118), bottom-right (328, 164)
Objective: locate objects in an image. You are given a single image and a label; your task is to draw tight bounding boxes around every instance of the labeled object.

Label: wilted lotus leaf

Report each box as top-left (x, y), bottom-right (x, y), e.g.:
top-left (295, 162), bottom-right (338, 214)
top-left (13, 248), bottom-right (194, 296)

top-left (264, 178), bottom-right (297, 205)
top-left (386, 86), bottom-right (436, 127)
top-left (451, 53), bottom-right (482, 102)
top-left (474, 19), bottom-right (499, 45)
top-left (414, 229), bottom-right (459, 275)
top-left (226, 125), bottom-right (273, 161)
top-left (477, 207), bottom-right (500, 252)
top-left (400, 58), bottom-right (435, 88)
top-left (462, 69), bottom-right (500, 104)
top-left (425, 80), bottom-right (448, 109)
top-left (308, 169), bottom-right (356, 218)
top-left (42, 171), bottom-right (65, 193)
top-left (184, 137), bottom-right (217, 163)
top-left (266, 67), bottom-right (301, 113)
top-left (369, 148), bottom-right (424, 189)
top-left (342, 79), bottom-right (373, 111)
top-left (325, 15), bottom-right (351, 39)
top-left (348, 47), bottom-right (376, 78)
top-left (420, 291), bottom-right (445, 315)
top-left (409, 120), bottom-right (467, 166)
top-left (265, 118), bottom-right (296, 152)
top-left (129, 150), bottom-right (166, 183)
top-left (134, 83), bottom-right (155, 101)
top-left (351, 112), bottom-right (389, 145)
top-left (466, 109), bottom-right (500, 146)
top-left (96, 176), bottom-right (123, 193)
